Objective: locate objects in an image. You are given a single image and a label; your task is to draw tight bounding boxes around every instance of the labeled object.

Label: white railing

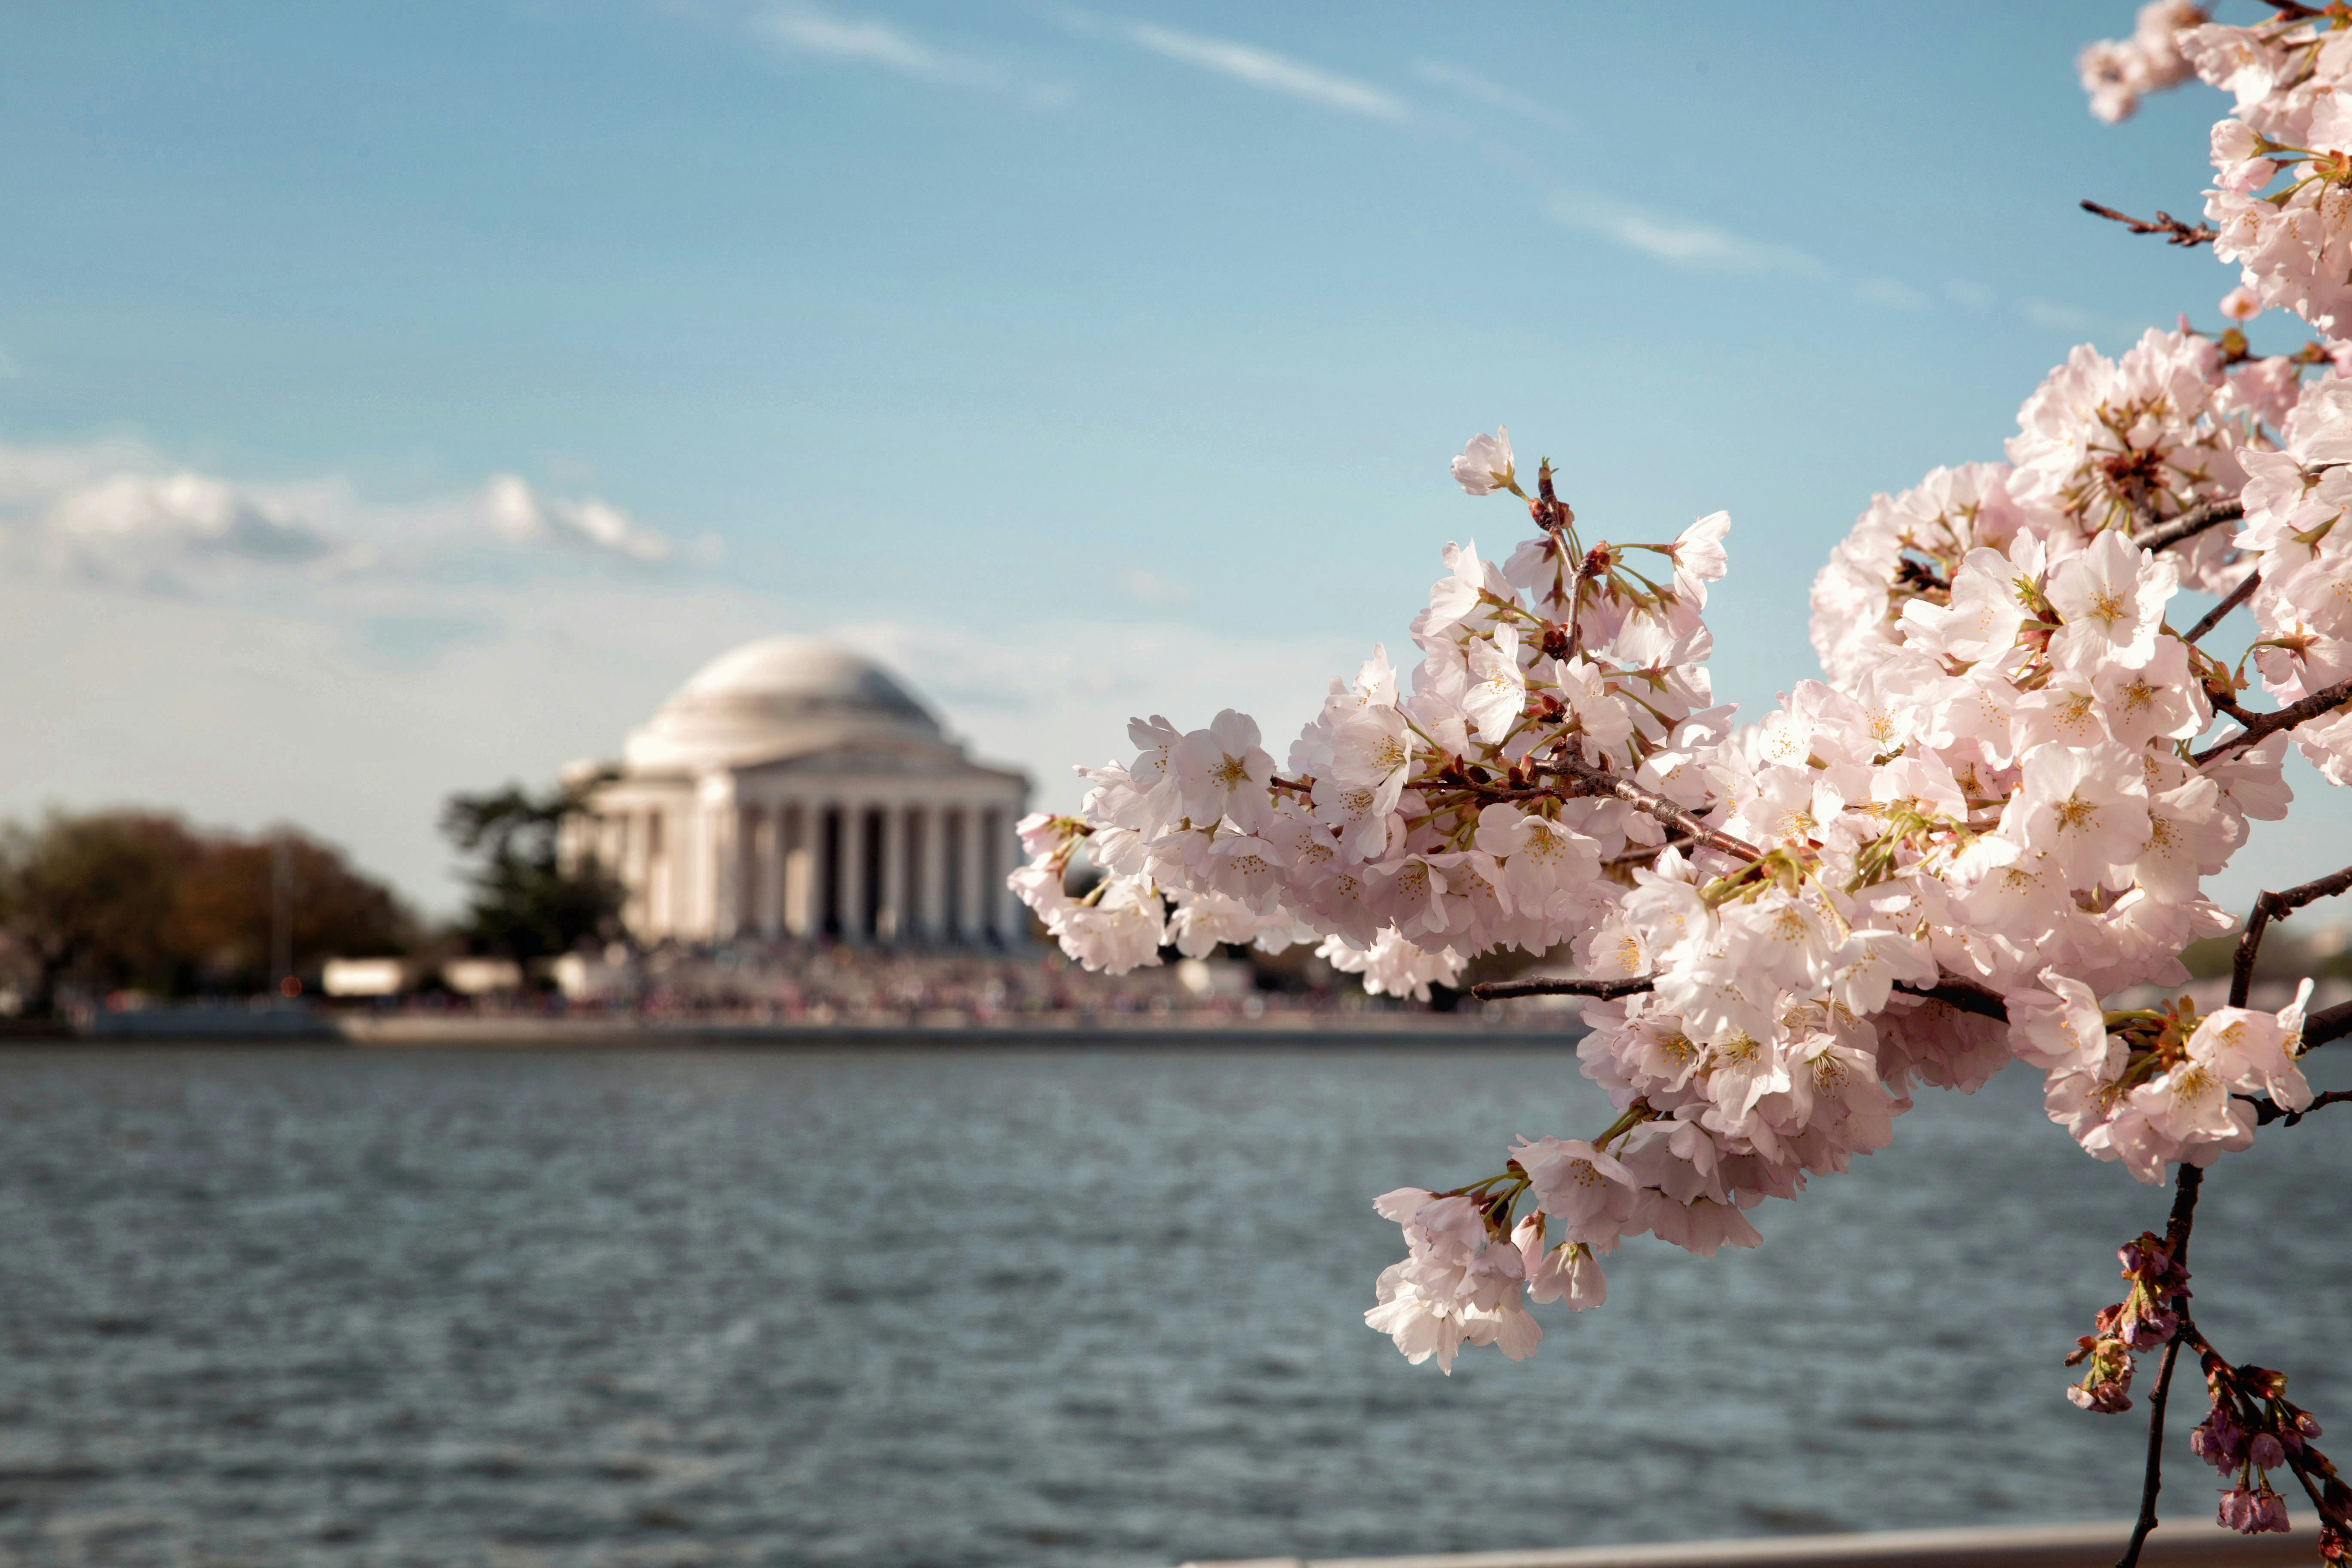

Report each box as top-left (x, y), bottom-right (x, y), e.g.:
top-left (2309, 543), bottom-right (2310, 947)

top-left (1179, 1518), bottom-right (2315, 1568)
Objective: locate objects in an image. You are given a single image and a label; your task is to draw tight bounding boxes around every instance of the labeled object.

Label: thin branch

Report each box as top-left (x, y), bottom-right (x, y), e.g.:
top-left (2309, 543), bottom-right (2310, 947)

top-left (2192, 675), bottom-right (2352, 765)
top-left (1538, 756), bottom-right (1765, 863)
top-left (2184, 570), bottom-right (2260, 645)
top-left (2230, 861), bottom-right (2352, 1008)
top-left (2208, 688), bottom-right (2262, 728)
top-left (2115, 1165), bottom-right (2205, 1568)
top-left (2083, 199), bottom-right (2220, 248)
top-left (2234, 903), bottom-right (2276, 1012)
top-left (1896, 557), bottom-right (1951, 595)
top-left (1464, 972), bottom-right (2012, 1022)
top-left (1894, 976), bottom-right (2010, 1021)
top-left (2134, 497), bottom-right (2244, 554)
top-left (2307, 997), bottom-right (2352, 1050)
top-left (1469, 975), bottom-right (1654, 1001)
top-left (2266, 860), bottom-right (2352, 916)
top-left (2242, 1088), bottom-right (2352, 1127)
top-left (1607, 835), bottom-right (1694, 867)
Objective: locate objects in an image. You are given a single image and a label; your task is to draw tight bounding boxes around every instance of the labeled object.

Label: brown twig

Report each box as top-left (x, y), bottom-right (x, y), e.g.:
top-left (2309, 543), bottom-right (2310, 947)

top-left (1895, 976), bottom-right (2010, 1021)
top-left (2083, 200), bottom-right (2220, 248)
top-left (2193, 675), bottom-right (2352, 765)
top-left (2230, 861), bottom-right (2352, 1007)
top-left (1469, 975), bottom-right (1655, 1001)
top-left (1537, 756), bottom-right (1765, 863)
top-left (2135, 497), bottom-right (2244, 554)
top-left (2184, 570), bottom-right (2260, 645)
top-left (2207, 688), bottom-right (2262, 728)
top-left (1464, 972), bottom-right (2012, 1021)
top-left (2306, 997), bottom-right (2352, 1050)
top-left (2242, 1088), bottom-right (2352, 1127)
top-left (2115, 1165), bottom-right (2205, 1568)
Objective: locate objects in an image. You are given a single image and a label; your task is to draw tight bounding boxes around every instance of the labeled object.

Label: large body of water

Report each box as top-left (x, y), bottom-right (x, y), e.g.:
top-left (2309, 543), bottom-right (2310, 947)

top-left (0, 1043), bottom-right (2345, 1568)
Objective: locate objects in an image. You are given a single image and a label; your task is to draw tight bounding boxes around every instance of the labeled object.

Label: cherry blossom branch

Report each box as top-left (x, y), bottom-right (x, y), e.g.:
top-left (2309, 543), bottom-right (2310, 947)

top-left (2305, 998), bottom-right (2352, 1050)
top-left (2082, 199), bottom-right (2220, 248)
top-left (1469, 976), bottom-right (1655, 1001)
top-left (1898, 975), bottom-right (2009, 1021)
top-left (1465, 972), bottom-right (2012, 1021)
top-left (2191, 675), bottom-right (2352, 765)
top-left (2242, 1088), bottom-right (2352, 1127)
top-left (2230, 861), bottom-right (2352, 1008)
top-left (1538, 756), bottom-right (1764, 862)
top-left (2116, 1165), bottom-right (2205, 1568)
top-left (2134, 496), bottom-right (2244, 554)
top-left (2208, 688), bottom-right (2262, 729)
top-left (2183, 570), bottom-right (2260, 645)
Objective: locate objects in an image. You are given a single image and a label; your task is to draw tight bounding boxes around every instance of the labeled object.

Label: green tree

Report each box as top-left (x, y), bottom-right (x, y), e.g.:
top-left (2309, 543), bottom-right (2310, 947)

top-left (0, 813), bottom-right (201, 1011)
top-left (439, 783), bottom-right (624, 963)
top-left (0, 811), bottom-right (413, 1013)
top-left (173, 831), bottom-right (416, 990)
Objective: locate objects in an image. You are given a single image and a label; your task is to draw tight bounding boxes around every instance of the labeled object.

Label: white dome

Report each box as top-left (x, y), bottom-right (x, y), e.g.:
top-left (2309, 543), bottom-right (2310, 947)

top-left (623, 637), bottom-right (944, 772)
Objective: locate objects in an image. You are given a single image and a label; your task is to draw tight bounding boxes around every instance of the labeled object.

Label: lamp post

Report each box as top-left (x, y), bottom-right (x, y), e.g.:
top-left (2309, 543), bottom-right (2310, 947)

top-left (270, 836), bottom-right (294, 999)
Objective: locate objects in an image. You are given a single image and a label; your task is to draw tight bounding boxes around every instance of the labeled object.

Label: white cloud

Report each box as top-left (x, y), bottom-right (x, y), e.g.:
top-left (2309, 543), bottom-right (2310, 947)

top-left (1854, 276), bottom-right (1930, 311)
top-left (0, 435), bottom-right (1357, 913)
top-left (1411, 59), bottom-right (1573, 134)
top-left (1943, 279), bottom-right (1998, 311)
top-left (2017, 295), bottom-right (2101, 332)
top-left (1113, 20), bottom-right (1411, 123)
top-left (0, 505), bottom-right (1354, 913)
top-left (49, 471), bottom-right (339, 564)
top-left (0, 441), bottom-right (689, 586)
top-left (1546, 191), bottom-right (1823, 276)
top-left (762, 3), bottom-right (972, 81)
top-left (484, 473), bottom-right (679, 564)
top-left (750, 3), bottom-right (1063, 101)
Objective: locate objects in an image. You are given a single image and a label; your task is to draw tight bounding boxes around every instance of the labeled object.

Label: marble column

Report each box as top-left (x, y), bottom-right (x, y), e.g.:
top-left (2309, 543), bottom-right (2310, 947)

top-left (914, 806), bottom-right (943, 942)
top-left (956, 804), bottom-right (986, 943)
top-left (783, 803), bottom-right (812, 937)
top-left (837, 802), bottom-right (868, 943)
top-left (646, 808), bottom-right (671, 936)
top-left (878, 804), bottom-right (908, 943)
top-left (704, 802), bottom-right (737, 941)
top-left (746, 806), bottom-right (774, 937)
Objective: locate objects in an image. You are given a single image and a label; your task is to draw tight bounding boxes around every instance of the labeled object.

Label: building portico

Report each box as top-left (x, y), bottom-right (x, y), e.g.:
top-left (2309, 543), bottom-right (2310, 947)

top-left (562, 638), bottom-right (1029, 946)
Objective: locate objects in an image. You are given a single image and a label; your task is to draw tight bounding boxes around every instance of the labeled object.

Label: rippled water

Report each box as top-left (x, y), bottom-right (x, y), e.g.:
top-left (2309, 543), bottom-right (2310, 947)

top-left (0, 1043), bottom-right (2346, 1568)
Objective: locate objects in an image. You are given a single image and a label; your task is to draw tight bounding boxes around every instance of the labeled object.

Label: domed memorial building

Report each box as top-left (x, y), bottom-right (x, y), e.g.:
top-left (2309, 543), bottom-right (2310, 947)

top-left (561, 638), bottom-right (1030, 945)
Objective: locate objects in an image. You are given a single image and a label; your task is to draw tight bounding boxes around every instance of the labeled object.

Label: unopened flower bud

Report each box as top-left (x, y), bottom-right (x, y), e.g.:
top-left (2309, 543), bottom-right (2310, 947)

top-left (2193, 1407), bottom-right (2247, 1473)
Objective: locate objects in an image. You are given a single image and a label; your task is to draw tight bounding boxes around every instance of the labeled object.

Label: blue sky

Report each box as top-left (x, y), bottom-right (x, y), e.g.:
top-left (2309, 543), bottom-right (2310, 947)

top-left (1, 1), bottom-right (2334, 911)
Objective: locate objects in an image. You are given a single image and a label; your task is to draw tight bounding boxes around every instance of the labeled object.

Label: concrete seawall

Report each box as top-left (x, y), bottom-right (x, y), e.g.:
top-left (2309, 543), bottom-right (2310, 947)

top-left (1179, 1519), bottom-right (2315, 1568)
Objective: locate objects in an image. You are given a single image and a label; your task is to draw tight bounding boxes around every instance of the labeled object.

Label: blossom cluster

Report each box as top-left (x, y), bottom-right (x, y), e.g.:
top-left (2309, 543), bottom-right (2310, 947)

top-left (2078, 2), bottom-right (2205, 124)
top-left (2070, 1220), bottom-right (2352, 1547)
top-left (1008, 17), bottom-right (2352, 1507)
top-left (1017, 383), bottom-right (2328, 1380)
top-left (2067, 1230), bottom-right (2191, 1413)
top-left (1810, 325), bottom-right (2265, 689)
top-left (2188, 14), bottom-right (2352, 336)
top-left (2237, 380), bottom-right (2352, 785)
top-left (2192, 1357), bottom-right (2342, 1543)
